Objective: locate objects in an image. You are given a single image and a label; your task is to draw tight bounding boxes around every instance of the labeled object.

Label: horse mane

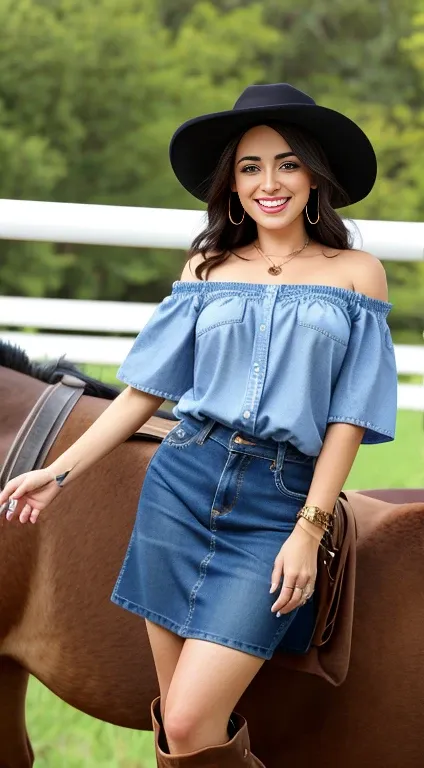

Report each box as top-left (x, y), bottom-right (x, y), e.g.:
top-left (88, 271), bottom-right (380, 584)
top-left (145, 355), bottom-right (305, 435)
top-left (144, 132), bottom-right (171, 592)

top-left (0, 341), bottom-right (119, 400)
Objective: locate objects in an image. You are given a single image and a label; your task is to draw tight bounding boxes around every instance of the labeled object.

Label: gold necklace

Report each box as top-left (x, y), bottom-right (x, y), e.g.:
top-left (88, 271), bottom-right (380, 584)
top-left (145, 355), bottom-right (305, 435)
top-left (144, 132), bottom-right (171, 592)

top-left (253, 238), bottom-right (310, 276)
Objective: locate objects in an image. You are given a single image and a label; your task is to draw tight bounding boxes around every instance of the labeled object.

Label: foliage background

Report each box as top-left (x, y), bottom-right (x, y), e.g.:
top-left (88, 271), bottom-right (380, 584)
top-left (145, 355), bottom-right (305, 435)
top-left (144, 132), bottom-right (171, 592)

top-left (0, 0), bottom-right (423, 342)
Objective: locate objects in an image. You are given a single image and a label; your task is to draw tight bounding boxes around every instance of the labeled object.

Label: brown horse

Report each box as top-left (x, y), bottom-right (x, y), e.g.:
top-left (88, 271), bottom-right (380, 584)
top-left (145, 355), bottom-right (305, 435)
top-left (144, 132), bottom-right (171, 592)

top-left (0, 344), bottom-right (423, 768)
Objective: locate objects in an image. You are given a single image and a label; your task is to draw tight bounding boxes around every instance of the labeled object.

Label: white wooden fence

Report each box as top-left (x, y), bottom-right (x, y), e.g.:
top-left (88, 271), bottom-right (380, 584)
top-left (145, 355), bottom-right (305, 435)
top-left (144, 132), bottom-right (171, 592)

top-left (0, 199), bottom-right (423, 410)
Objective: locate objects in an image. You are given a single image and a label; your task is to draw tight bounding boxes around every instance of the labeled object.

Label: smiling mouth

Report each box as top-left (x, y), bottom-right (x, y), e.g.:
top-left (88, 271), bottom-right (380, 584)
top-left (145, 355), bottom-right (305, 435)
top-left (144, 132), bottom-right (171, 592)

top-left (254, 198), bottom-right (290, 213)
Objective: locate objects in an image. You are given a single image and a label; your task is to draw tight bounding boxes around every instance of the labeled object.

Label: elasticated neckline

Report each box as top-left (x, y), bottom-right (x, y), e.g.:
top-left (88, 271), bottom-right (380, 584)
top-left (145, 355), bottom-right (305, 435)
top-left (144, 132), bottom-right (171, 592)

top-left (171, 280), bottom-right (393, 313)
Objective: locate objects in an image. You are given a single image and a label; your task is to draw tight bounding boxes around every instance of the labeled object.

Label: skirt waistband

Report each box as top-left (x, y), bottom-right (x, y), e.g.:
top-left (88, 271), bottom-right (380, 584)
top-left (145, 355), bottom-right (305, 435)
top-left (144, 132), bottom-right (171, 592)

top-left (180, 413), bottom-right (315, 470)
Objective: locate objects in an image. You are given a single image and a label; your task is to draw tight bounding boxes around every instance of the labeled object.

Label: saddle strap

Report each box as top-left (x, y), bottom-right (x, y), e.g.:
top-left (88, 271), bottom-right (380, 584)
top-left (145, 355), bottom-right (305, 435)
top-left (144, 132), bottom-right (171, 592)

top-left (0, 375), bottom-right (85, 488)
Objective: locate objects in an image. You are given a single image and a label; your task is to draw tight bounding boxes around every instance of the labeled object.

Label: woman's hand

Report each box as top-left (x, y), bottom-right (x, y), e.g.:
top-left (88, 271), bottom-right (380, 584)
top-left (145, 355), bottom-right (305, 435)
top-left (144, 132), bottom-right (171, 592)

top-left (270, 521), bottom-right (322, 616)
top-left (0, 468), bottom-right (62, 524)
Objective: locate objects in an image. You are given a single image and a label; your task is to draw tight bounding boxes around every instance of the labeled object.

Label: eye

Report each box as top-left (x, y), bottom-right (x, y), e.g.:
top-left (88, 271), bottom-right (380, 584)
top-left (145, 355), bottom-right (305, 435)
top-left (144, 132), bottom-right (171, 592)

top-left (240, 161), bottom-right (300, 173)
top-left (280, 162), bottom-right (299, 171)
top-left (240, 164), bottom-right (259, 173)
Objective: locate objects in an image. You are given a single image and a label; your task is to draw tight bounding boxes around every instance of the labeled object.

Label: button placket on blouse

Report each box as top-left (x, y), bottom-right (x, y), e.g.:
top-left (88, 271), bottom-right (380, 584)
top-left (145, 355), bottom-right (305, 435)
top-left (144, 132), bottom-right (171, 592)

top-left (241, 286), bottom-right (277, 428)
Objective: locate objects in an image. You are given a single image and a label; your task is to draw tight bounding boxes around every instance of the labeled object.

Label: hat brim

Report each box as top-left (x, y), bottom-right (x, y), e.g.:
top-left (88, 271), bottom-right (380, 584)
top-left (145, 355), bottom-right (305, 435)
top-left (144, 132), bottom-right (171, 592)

top-left (169, 103), bottom-right (376, 208)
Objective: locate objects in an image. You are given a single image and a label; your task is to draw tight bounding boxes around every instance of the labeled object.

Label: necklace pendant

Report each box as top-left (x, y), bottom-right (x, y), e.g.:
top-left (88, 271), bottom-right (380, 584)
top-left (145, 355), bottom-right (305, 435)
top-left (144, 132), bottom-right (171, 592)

top-left (268, 265), bottom-right (282, 276)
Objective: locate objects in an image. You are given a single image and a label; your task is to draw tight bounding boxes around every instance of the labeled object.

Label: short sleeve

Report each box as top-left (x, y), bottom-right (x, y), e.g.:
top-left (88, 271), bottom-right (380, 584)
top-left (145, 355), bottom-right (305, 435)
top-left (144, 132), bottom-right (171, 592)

top-left (116, 290), bottom-right (201, 401)
top-left (327, 302), bottom-right (397, 444)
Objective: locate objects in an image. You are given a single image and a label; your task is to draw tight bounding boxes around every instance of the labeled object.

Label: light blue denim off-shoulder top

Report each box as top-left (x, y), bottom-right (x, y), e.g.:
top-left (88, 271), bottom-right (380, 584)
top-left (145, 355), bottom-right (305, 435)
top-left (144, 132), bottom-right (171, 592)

top-left (117, 281), bottom-right (398, 456)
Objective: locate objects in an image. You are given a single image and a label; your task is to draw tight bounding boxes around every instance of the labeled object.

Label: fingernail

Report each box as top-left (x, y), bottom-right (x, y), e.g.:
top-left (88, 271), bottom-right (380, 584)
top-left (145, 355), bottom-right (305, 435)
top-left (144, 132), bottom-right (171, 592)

top-left (6, 499), bottom-right (17, 520)
top-left (276, 611), bottom-right (281, 618)
top-left (0, 502), bottom-right (8, 515)
top-left (269, 582), bottom-right (278, 594)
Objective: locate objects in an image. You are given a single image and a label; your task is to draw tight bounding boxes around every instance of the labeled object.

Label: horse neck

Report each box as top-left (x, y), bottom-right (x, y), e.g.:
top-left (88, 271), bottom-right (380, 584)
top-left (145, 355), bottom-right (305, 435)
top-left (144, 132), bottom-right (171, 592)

top-left (0, 367), bottom-right (47, 465)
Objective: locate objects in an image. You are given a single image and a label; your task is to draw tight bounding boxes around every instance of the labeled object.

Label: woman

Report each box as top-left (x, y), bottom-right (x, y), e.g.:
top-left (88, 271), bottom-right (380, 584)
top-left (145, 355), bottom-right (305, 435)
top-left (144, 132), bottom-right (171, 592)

top-left (0, 83), bottom-right (398, 767)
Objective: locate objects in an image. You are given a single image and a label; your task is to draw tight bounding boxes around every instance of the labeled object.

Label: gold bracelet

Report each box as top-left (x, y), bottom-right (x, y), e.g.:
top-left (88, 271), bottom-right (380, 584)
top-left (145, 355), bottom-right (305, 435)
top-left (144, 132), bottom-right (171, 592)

top-left (296, 516), bottom-right (324, 542)
top-left (296, 505), bottom-right (334, 533)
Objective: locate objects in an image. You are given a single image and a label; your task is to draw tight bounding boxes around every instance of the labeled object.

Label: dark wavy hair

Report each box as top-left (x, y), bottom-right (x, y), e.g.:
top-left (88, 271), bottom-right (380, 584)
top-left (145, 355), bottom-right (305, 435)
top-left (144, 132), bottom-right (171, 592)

top-left (188, 121), bottom-right (353, 281)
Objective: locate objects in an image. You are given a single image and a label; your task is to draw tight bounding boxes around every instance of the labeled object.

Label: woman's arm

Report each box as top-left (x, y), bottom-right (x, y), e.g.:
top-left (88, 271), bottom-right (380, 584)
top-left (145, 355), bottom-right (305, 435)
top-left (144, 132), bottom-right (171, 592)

top-left (270, 422), bottom-right (364, 616)
top-left (47, 386), bottom-right (164, 487)
top-left (0, 386), bottom-right (164, 515)
top-left (0, 386), bottom-right (165, 522)
top-left (297, 249), bottom-right (389, 538)
top-left (301, 421), bottom-right (365, 523)
top-left (2, 262), bottom-right (196, 520)
top-left (270, 251), bottom-right (390, 613)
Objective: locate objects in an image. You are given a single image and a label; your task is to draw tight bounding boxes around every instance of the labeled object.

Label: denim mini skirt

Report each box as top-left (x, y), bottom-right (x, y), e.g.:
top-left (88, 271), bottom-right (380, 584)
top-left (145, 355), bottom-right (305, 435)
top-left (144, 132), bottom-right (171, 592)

top-left (111, 414), bottom-right (318, 660)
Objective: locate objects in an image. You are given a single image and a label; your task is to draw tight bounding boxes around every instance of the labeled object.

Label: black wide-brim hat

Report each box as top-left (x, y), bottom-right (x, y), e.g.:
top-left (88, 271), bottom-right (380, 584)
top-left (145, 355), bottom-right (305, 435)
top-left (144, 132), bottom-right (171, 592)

top-left (169, 83), bottom-right (377, 208)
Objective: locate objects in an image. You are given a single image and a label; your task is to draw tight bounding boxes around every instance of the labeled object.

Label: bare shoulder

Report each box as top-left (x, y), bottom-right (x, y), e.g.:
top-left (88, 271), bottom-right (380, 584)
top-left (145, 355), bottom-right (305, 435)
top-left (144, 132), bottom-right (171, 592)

top-left (179, 250), bottom-right (225, 282)
top-left (341, 249), bottom-right (389, 302)
top-left (179, 252), bottom-right (207, 282)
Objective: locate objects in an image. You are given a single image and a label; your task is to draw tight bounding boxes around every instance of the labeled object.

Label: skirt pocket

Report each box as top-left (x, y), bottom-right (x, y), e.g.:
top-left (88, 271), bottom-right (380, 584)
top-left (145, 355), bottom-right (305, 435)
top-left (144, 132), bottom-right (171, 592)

top-left (163, 417), bottom-right (205, 449)
top-left (272, 444), bottom-right (315, 502)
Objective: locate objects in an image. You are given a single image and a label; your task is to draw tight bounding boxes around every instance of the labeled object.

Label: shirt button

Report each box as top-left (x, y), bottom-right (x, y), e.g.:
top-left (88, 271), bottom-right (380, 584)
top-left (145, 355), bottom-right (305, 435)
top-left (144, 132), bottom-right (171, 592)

top-left (253, 363), bottom-right (260, 372)
top-left (243, 410), bottom-right (251, 419)
top-left (260, 324), bottom-right (266, 331)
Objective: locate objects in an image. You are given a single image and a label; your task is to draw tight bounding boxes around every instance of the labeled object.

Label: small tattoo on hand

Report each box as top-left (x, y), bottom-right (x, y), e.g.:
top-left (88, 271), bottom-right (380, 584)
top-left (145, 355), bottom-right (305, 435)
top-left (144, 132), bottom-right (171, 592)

top-left (54, 470), bottom-right (71, 487)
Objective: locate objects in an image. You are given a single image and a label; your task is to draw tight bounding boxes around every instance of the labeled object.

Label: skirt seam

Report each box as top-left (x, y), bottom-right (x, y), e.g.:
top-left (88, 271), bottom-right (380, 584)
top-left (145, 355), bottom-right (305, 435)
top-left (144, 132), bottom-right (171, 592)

top-left (180, 528), bottom-right (217, 635)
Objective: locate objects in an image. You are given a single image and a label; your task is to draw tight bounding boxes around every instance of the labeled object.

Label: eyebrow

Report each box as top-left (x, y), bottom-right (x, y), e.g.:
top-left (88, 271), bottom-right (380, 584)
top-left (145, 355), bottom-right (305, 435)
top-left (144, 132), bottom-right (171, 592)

top-left (236, 152), bottom-right (296, 165)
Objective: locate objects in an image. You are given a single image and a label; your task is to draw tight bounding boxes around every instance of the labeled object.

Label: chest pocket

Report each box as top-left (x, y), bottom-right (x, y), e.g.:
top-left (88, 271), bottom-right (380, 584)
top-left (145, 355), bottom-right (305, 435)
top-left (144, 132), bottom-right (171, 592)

top-left (196, 296), bottom-right (246, 337)
top-left (296, 300), bottom-right (351, 346)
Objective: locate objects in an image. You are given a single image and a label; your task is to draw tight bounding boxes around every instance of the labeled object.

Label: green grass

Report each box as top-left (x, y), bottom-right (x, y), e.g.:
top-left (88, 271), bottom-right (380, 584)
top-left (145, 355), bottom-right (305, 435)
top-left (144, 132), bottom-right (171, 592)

top-left (27, 677), bottom-right (156, 767)
top-left (346, 409), bottom-right (423, 489)
top-left (82, 363), bottom-right (122, 388)
top-left (25, 408), bottom-right (422, 765)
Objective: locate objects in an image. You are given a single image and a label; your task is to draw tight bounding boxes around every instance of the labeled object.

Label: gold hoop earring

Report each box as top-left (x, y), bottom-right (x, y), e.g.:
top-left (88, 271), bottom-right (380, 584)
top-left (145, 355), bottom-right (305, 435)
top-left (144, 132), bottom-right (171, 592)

top-left (305, 189), bottom-right (320, 225)
top-left (228, 194), bottom-right (245, 225)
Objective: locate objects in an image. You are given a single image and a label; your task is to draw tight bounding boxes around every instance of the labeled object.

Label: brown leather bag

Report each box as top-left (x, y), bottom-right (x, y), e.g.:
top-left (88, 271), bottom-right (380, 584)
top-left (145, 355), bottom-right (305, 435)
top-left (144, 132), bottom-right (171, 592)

top-left (273, 491), bottom-right (357, 686)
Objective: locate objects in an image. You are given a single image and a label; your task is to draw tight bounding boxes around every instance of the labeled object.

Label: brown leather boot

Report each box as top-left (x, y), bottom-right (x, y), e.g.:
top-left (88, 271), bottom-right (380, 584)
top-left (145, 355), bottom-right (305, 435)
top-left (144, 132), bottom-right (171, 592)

top-left (151, 696), bottom-right (265, 767)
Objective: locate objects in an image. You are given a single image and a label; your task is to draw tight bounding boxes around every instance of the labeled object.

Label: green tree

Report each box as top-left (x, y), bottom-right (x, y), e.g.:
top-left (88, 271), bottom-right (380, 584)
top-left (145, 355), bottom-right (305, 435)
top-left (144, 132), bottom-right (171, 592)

top-left (0, 0), bottom-right (422, 337)
top-left (0, 0), bottom-right (279, 300)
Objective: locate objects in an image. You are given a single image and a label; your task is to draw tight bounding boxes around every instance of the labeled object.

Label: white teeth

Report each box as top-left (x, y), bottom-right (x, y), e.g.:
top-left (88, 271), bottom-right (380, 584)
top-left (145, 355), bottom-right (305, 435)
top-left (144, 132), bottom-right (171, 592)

top-left (257, 198), bottom-right (288, 208)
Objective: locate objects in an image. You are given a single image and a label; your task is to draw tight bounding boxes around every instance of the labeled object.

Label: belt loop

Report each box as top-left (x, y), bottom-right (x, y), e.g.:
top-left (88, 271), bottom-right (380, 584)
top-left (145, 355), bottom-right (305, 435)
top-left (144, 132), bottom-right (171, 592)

top-left (276, 442), bottom-right (286, 472)
top-left (196, 417), bottom-right (216, 445)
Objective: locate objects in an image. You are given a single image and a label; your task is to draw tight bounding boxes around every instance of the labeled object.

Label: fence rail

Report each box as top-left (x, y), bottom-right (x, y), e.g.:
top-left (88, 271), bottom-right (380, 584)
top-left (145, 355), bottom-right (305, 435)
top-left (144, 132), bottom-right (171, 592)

top-left (0, 200), bottom-right (422, 410)
top-left (1, 296), bottom-right (422, 411)
top-left (0, 199), bottom-right (424, 258)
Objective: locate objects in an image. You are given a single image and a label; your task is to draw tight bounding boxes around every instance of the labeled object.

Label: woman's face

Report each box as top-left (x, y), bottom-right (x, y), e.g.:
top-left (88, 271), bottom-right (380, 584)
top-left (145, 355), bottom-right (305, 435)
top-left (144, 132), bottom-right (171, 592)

top-left (232, 124), bottom-right (316, 231)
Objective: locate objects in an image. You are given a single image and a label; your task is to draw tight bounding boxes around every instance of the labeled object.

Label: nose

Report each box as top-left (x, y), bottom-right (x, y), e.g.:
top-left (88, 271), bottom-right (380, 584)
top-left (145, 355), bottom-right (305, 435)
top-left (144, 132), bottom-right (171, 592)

top-left (261, 167), bottom-right (281, 195)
